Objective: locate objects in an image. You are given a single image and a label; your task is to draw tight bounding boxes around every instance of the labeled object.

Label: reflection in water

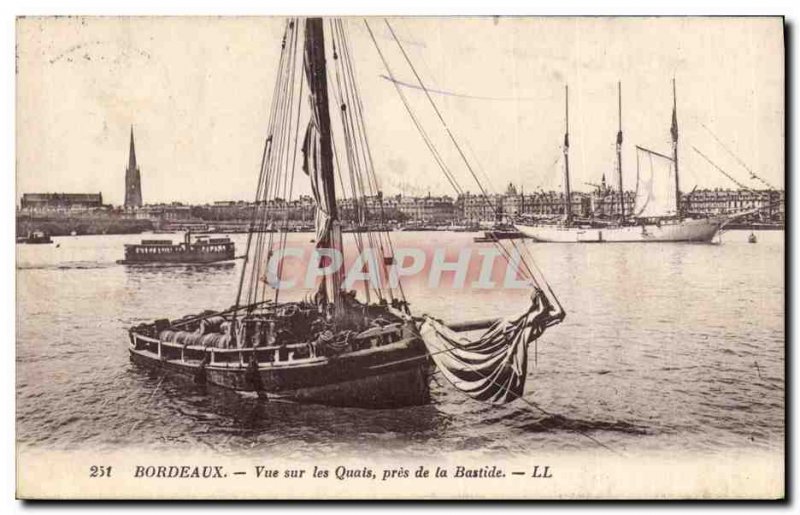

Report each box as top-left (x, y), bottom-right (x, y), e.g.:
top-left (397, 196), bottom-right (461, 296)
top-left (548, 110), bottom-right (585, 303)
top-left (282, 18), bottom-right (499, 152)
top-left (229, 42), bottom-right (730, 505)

top-left (129, 363), bottom-right (451, 456)
top-left (16, 231), bottom-right (785, 457)
top-left (123, 261), bottom-right (236, 276)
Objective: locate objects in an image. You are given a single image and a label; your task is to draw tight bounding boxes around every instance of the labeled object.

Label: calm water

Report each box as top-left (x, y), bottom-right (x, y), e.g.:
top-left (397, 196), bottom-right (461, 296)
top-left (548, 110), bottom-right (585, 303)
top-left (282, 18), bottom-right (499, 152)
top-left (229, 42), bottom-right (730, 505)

top-left (16, 230), bottom-right (784, 458)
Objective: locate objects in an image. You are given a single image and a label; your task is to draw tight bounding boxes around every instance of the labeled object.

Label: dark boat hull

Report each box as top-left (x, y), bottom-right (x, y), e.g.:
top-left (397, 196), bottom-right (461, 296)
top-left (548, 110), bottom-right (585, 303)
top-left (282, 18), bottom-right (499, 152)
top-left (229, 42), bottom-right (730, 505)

top-left (129, 336), bottom-right (431, 408)
top-left (116, 255), bottom-right (235, 265)
top-left (17, 236), bottom-right (53, 244)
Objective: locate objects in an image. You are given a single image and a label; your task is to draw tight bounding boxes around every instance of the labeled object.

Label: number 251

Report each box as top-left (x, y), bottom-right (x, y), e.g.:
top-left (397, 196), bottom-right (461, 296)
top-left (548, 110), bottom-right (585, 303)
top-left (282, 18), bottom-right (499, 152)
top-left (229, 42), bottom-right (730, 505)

top-left (89, 465), bottom-right (112, 478)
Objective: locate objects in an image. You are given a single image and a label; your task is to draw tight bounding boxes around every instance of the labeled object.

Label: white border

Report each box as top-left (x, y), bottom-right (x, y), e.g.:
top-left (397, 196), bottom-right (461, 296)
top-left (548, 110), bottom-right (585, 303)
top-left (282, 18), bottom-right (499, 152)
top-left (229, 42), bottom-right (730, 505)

top-left (3, 0), bottom-right (795, 512)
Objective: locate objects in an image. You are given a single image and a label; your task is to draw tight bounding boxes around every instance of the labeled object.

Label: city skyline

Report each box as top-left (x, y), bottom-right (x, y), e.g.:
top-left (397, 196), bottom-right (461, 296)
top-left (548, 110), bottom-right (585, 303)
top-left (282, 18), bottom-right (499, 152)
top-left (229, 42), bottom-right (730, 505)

top-left (17, 17), bottom-right (784, 205)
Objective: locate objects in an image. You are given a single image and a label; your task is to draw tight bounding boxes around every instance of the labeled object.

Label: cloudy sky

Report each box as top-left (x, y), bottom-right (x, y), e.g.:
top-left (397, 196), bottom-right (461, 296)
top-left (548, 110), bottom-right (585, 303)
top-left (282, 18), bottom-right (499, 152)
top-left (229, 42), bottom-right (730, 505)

top-left (16, 16), bottom-right (784, 205)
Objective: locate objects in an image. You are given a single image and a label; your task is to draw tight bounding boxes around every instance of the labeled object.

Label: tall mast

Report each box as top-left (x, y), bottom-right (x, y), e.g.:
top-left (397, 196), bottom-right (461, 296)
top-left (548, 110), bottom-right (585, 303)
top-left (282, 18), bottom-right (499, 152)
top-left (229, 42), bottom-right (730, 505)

top-left (616, 82), bottom-right (625, 222)
top-left (304, 17), bottom-right (342, 306)
top-left (671, 78), bottom-right (681, 217)
top-left (305, 18), bottom-right (338, 222)
top-left (563, 85), bottom-right (573, 225)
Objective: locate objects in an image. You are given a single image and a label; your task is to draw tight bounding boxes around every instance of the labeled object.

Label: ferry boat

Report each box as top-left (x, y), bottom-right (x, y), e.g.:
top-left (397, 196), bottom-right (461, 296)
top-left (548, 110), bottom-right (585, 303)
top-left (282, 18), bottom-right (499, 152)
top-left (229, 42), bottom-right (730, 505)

top-left (118, 232), bottom-right (235, 264)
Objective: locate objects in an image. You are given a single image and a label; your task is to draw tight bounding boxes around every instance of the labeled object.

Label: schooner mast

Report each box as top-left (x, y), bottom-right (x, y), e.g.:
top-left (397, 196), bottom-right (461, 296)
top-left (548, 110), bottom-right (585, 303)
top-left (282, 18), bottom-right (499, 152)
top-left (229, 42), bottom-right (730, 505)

top-left (671, 78), bottom-right (681, 218)
top-left (562, 85), bottom-right (573, 225)
top-left (616, 82), bottom-right (625, 222)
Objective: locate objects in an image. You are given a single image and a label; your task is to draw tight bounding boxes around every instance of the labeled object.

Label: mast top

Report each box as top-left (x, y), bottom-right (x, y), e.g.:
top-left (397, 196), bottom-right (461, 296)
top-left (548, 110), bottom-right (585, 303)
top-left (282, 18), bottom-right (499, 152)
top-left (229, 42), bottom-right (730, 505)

top-left (672, 77), bottom-right (677, 110)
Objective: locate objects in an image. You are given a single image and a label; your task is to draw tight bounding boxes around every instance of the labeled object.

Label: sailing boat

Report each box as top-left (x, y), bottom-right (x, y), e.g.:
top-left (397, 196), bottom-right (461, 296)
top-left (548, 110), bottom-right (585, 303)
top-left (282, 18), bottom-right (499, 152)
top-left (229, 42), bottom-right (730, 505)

top-left (515, 81), bottom-right (728, 243)
top-left (128, 18), bottom-right (564, 408)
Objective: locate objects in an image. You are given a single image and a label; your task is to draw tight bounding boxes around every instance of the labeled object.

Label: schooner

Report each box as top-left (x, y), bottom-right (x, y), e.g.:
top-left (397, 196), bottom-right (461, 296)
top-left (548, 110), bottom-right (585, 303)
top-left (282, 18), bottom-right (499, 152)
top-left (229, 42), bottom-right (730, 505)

top-left (515, 81), bottom-right (729, 243)
top-left (128, 18), bottom-right (564, 408)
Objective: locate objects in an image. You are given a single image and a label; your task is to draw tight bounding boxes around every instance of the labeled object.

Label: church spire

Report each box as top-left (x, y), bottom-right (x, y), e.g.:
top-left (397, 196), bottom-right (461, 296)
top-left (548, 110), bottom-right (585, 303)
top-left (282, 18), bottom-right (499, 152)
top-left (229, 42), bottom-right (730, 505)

top-left (128, 125), bottom-right (137, 171)
top-left (124, 125), bottom-right (142, 208)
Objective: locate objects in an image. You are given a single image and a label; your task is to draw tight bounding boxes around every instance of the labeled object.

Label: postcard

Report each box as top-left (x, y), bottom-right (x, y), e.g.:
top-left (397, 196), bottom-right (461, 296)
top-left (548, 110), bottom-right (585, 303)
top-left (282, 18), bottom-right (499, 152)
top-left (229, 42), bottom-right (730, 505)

top-left (15, 15), bottom-right (785, 500)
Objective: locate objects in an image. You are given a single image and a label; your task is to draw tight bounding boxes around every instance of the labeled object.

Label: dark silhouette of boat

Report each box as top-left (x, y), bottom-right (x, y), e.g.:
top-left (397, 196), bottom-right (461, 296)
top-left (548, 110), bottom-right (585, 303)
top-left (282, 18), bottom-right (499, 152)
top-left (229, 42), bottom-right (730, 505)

top-left (474, 225), bottom-right (524, 243)
top-left (16, 231), bottom-right (53, 244)
top-left (118, 232), bottom-right (235, 264)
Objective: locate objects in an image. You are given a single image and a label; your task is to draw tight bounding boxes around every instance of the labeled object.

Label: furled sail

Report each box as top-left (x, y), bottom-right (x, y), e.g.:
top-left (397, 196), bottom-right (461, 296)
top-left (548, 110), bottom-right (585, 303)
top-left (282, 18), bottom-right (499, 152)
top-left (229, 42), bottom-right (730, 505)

top-left (418, 291), bottom-right (557, 404)
top-left (301, 18), bottom-right (343, 305)
top-left (633, 146), bottom-right (678, 218)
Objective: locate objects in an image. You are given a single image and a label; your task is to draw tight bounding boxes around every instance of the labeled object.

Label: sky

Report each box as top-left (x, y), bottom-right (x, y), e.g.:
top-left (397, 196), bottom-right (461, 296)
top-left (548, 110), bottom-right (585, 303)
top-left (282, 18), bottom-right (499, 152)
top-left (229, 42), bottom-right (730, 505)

top-left (16, 16), bottom-right (784, 206)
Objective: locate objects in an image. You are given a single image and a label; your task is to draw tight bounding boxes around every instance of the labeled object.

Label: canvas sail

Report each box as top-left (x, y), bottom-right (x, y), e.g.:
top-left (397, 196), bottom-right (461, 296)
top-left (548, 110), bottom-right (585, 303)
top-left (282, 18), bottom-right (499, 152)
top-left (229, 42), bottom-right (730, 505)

top-left (418, 291), bottom-right (555, 404)
top-left (633, 146), bottom-right (678, 218)
top-left (301, 18), bottom-right (343, 305)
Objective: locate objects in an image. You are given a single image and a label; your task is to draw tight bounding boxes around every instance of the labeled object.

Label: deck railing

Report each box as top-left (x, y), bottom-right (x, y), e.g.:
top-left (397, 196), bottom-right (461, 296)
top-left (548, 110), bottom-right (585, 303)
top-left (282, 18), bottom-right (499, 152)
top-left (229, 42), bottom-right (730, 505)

top-left (131, 326), bottom-right (406, 366)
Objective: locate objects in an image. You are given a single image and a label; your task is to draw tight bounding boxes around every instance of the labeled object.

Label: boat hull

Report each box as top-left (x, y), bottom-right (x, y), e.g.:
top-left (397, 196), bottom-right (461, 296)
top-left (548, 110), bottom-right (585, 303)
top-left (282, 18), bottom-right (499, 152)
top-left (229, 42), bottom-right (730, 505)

top-left (116, 256), bottom-right (235, 265)
top-left (515, 217), bottom-right (724, 243)
top-left (129, 334), bottom-right (431, 408)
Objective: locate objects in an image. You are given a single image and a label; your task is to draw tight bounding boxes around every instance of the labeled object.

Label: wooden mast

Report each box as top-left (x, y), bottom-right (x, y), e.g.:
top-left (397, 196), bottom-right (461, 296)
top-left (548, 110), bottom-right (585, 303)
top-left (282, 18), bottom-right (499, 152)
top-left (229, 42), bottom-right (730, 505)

top-left (671, 78), bottom-right (681, 217)
top-left (305, 18), bottom-right (338, 223)
top-left (616, 81), bottom-right (625, 222)
top-left (563, 85), bottom-right (573, 225)
top-left (305, 17), bottom-right (342, 306)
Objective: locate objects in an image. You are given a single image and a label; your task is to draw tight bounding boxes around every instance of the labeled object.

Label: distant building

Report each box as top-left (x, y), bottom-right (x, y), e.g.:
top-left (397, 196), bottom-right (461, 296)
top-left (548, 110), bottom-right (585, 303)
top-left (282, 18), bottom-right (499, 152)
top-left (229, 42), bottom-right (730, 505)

top-left (458, 192), bottom-right (505, 221)
top-left (132, 203), bottom-right (192, 221)
top-left (112, 187), bottom-right (784, 226)
top-left (125, 126), bottom-right (143, 208)
top-left (682, 188), bottom-right (784, 221)
top-left (20, 192), bottom-right (104, 212)
top-left (588, 175), bottom-right (635, 219)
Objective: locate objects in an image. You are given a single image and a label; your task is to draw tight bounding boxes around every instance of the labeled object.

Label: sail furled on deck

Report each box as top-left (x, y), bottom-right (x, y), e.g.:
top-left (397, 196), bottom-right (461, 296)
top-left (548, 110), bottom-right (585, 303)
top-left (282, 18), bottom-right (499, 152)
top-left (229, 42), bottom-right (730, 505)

top-left (633, 146), bottom-right (678, 218)
top-left (418, 291), bottom-right (558, 404)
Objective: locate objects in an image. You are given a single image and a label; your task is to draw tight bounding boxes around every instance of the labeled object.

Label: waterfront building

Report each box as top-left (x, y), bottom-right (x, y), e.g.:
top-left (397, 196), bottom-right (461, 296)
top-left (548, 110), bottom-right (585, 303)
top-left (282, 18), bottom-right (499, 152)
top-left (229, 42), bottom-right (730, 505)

top-left (682, 188), bottom-right (784, 221)
top-left (131, 203), bottom-right (193, 222)
top-left (458, 192), bottom-right (505, 221)
top-left (19, 192), bottom-right (105, 212)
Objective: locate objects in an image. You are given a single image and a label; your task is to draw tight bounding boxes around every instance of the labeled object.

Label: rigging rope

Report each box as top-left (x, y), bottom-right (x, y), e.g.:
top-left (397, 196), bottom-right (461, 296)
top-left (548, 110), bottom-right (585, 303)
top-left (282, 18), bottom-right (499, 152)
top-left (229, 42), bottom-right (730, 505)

top-left (700, 122), bottom-right (777, 190)
top-left (274, 29), bottom-right (305, 306)
top-left (692, 146), bottom-right (754, 192)
top-left (240, 17), bottom-right (561, 319)
top-left (335, 19), bottom-right (406, 305)
top-left (384, 19), bottom-right (499, 215)
top-left (436, 368), bottom-right (623, 456)
top-left (363, 21), bottom-right (465, 198)
top-left (375, 19), bottom-right (549, 290)
top-left (235, 18), bottom-right (292, 316)
top-left (367, 325), bottom-right (616, 455)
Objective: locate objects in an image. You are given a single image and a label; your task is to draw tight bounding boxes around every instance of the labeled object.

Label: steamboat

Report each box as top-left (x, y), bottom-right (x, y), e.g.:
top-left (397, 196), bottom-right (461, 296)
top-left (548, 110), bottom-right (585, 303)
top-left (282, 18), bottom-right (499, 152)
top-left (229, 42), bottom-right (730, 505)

top-left (118, 232), bottom-right (235, 264)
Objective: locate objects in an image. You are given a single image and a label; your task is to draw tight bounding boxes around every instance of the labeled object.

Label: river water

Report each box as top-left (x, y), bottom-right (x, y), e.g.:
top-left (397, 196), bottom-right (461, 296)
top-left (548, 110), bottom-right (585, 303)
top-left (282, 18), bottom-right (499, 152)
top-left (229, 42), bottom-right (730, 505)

top-left (16, 230), bottom-right (784, 459)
